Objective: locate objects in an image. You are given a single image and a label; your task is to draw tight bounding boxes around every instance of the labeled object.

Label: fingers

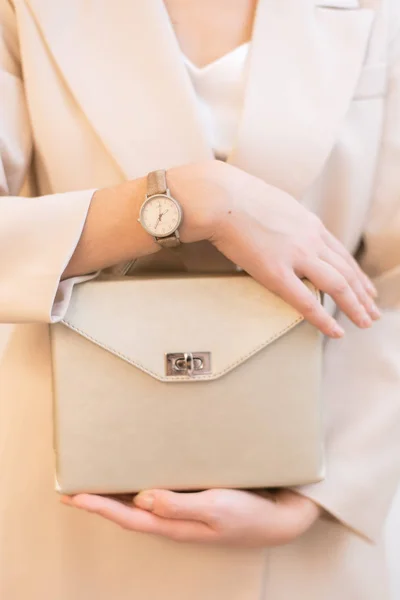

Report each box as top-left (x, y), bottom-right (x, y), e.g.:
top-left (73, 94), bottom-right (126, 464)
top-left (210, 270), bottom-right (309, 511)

top-left (322, 230), bottom-right (378, 297)
top-left (248, 255), bottom-right (377, 337)
top-left (133, 489), bottom-right (215, 522)
top-left (300, 259), bottom-right (374, 329)
top-left (262, 270), bottom-right (345, 338)
top-left (133, 489), bottom-right (315, 546)
top-left (61, 490), bottom-right (320, 547)
top-left (211, 206), bottom-right (380, 336)
top-left (62, 494), bottom-right (159, 531)
top-left (319, 248), bottom-right (381, 320)
top-left (61, 494), bottom-right (160, 533)
top-left (61, 494), bottom-right (213, 542)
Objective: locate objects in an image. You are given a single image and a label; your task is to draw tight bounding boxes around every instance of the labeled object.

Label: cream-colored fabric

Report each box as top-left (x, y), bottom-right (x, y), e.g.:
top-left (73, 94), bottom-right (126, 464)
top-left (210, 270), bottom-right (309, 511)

top-left (0, 0), bottom-right (399, 598)
top-left (52, 276), bottom-right (323, 493)
top-left (0, 0), bottom-right (97, 323)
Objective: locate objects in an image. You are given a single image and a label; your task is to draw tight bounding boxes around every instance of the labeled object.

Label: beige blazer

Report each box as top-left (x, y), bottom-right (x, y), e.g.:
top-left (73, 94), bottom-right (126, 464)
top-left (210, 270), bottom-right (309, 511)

top-left (1, 1), bottom-right (400, 598)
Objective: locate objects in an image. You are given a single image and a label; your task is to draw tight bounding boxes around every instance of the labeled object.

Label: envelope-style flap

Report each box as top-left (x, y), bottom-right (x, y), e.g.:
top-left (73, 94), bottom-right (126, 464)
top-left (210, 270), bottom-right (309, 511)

top-left (60, 275), bottom-right (320, 382)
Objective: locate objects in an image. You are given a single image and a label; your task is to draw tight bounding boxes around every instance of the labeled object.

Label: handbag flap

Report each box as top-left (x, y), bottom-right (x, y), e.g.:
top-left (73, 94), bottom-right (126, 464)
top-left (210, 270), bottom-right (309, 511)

top-left (59, 275), bottom-right (320, 382)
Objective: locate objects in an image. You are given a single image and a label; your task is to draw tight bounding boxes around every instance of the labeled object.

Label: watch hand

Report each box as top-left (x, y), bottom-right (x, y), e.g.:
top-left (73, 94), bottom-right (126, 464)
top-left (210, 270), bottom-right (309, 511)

top-left (160, 209), bottom-right (169, 217)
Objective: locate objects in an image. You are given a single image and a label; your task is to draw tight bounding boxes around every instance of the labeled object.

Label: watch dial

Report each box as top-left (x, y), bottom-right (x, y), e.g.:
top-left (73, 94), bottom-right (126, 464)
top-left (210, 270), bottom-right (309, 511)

top-left (141, 195), bottom-right (181, 237)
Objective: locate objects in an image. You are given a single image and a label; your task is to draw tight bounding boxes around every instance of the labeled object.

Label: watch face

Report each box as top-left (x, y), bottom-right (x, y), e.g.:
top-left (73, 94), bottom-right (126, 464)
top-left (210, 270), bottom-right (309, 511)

top-left (140, 194), bottom-right (182, 238)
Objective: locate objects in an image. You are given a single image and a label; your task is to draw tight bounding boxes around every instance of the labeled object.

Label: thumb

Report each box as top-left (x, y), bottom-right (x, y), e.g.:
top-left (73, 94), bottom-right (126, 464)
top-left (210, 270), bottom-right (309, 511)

top-left (133, 489), bottom-right (215, 521)
top-left (274, 490), bottom-right (322, 534)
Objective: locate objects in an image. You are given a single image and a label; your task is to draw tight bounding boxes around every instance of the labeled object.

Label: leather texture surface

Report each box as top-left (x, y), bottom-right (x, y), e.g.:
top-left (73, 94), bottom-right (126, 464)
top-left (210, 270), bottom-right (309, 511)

top-left (147, 169), bottom-right (167, 196)
top-left (51, 275), bottom-right (324, 494)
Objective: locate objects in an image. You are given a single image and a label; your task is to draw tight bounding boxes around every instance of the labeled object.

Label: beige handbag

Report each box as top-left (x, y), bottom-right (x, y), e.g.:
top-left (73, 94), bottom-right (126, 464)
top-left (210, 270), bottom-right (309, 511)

top-left (51, 272), bottom-right (324, 495)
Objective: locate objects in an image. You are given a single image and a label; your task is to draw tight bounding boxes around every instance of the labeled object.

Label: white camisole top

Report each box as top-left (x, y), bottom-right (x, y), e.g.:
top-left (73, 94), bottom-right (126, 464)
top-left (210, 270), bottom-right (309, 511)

top-left (183, 43), bottom-right (250, 161)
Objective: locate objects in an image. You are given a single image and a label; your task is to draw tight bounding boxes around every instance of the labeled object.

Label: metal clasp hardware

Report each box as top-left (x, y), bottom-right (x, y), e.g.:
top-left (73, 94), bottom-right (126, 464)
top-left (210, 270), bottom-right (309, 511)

top-left (165, 352), bottom-right (212, 377)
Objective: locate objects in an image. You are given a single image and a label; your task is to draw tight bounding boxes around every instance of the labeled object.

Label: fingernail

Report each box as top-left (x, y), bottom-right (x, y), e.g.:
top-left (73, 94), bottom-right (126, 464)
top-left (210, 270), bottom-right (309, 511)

top-left (133, 493), bottom-right (154, 511)
top-left (367, 281), bottom-right (378, 297)
top-left (331, 324), bottom-right (345, 338)
top-left (60, 495), bottom-right (74, 506)
top-left (369, 303), bottom-right (381, 320)
top-left (360, 312), bottom-right (372, 328)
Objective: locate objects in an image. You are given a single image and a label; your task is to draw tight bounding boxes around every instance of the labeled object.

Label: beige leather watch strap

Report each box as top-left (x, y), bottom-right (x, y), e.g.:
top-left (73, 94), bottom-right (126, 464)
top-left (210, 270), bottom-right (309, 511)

top-left (147, 170), bottom-right (167, 197)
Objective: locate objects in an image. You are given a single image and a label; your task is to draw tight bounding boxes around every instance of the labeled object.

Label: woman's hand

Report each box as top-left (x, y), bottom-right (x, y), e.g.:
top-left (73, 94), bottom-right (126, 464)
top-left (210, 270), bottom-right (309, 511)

top-left (168, 160), bottom-right (380, 338)
top-left (62, 489), bottom-right (321, 548)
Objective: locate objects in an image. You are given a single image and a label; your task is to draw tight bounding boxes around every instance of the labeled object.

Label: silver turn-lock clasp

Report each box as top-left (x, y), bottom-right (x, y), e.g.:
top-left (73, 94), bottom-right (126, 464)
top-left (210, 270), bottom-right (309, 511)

top-left (166, 352), bottom-right (212, 377)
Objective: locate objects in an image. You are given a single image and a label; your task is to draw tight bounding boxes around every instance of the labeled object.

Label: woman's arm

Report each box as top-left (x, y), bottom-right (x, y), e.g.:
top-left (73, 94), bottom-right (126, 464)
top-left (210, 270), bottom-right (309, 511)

top-left (62, 178), bottom-right (157, 278)
top-left (0, 1), bottom-right (98, 323)
top-left (65, 161), bottom-right (380, 337)
top-left (0, 0), bottom-right (377, 335)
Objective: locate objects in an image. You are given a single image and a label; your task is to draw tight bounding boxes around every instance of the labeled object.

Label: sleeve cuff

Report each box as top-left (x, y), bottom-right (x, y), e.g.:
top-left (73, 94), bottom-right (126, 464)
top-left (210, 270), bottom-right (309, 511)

top-left (0, 188), bottom-right (97, 324)
top-left (50, 272), bottom-right (99, 323)
top-left (47, 189), bottom-right (99, 323)
top-left (293, 485), bottom-right (376, 543)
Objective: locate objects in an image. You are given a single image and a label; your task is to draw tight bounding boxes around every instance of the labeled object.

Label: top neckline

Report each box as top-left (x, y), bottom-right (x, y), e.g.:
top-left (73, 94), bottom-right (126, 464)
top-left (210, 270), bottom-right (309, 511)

top-left (182, 42), bottom-right (250, 75)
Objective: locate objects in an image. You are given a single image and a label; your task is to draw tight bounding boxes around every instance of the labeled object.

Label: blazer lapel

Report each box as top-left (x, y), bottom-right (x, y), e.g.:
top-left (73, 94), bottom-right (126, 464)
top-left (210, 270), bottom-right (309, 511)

top-left (26, 0), bottom-right (378, 197)
top-left (25, 0), bottom-right (212, 180)
top-left (229, 0), bottom-right (378, 197)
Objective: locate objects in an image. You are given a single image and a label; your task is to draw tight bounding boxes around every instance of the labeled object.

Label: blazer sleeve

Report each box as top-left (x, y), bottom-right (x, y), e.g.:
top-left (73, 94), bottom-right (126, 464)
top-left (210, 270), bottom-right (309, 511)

top-left (0, 0), bottom-right (96, 324)
top-left (296, 12), bottom-right (400, 542)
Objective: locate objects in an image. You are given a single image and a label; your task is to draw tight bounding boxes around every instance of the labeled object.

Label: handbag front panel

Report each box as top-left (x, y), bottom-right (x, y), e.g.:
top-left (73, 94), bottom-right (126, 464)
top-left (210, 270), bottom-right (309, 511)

top-left (51, 318), bottom-right (324, 495)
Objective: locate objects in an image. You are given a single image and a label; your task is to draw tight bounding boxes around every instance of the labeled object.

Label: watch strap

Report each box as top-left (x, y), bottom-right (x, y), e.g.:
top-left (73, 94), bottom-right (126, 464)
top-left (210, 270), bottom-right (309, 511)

top-left (147, 170), bottom-right (167, 197)
top-left (156, 231), bottom-right (180, 248)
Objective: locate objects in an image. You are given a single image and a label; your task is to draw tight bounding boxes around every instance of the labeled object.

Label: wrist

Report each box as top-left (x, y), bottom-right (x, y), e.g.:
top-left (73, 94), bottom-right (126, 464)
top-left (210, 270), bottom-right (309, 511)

top-left (105, 178), bottom-right (161, 258)
top-left (76, 178), bottom-right (160, 273)
top-left (166, 161), bottom-right (231, 245)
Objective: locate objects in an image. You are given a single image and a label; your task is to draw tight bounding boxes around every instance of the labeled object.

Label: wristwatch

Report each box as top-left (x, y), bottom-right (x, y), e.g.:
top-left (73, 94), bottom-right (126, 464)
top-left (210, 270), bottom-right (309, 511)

top-left (138, 170), bottom-right (182, 248)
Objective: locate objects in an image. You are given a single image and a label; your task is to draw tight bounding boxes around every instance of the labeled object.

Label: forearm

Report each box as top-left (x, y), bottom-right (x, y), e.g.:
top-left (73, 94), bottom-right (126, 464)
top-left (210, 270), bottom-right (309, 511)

top-left (65, 160), bottom-right (379, 340)
top-left (62, 162), bottom-right (230, 280)
top-left (63, 177), bottom-right (159, 279)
